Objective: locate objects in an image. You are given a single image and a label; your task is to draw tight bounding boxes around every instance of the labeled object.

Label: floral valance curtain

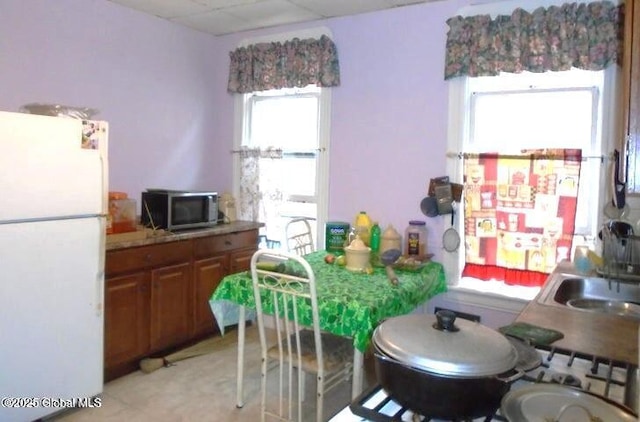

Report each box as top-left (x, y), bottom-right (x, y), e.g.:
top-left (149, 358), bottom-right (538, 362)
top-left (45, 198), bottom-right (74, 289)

top-left (462, 149), bottom-right (582, 287)
top-left (228, 35), bottom-right (340, 94)
top-left (444, 1), bottom-right (623, 80)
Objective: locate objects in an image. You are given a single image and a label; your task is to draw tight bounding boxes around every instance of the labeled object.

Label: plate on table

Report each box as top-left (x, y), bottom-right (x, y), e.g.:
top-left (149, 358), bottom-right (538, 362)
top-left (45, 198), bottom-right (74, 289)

top-left (371, 253), bottom-right (432, 271)
top-left (392, 254), bottom-right (433, 272)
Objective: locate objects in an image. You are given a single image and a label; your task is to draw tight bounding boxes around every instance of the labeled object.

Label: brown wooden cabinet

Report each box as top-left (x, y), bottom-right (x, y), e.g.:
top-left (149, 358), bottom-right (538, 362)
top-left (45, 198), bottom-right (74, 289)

top-left (104, 228), bottom-right (259, 381)
top-left (193, 255), bottom-right (227, 337)
top-left (104, 272), bottom-right (149, 370)
top-left (150, 262), bottom-right (192, 351)
top-left (230, 247), bottom-right (255, 273)
top-left (191, 230), bottom-right (258, 337)
top-left (104, 239), bottom-right (191, 380)
top-left (623, 0), bottom-right (640, 192)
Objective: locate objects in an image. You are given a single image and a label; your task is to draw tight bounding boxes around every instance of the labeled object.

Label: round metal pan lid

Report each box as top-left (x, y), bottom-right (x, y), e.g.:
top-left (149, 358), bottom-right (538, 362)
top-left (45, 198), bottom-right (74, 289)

top-left (500, 384), bottom-right (637, 421)
top-left (373, 311), bottom-right (518, 377)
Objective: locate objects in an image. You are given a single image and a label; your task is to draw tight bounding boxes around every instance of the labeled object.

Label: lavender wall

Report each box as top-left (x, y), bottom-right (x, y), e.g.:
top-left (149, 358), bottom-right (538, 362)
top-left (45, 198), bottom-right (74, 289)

top-left (0, 0), bottom-right (227, 196)
top-left (0, 0), bottom-right (465, 260)
top-left (214, 1), bottom-right (465, 258)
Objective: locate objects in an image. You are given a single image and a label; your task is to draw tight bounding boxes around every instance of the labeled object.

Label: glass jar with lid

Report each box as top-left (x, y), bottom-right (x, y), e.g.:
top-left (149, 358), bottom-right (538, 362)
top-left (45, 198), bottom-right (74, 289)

top-left (405, 220), bottom-right (427, 256)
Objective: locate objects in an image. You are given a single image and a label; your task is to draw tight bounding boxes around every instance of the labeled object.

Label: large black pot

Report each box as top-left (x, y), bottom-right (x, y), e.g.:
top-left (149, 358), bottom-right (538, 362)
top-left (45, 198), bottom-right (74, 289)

top-left (372, 310), bottom-right (523, 420)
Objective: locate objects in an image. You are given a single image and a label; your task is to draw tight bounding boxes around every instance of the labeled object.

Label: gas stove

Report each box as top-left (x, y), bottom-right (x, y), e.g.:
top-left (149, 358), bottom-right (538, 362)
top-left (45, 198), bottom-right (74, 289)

top-left (331, 344), bottom-right (638, 422)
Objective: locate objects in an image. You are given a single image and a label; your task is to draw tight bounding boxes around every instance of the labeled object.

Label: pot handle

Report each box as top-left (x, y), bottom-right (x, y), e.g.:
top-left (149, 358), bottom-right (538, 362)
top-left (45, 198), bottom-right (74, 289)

top-left (495, 367), bottom-right (524, 383)
top-left (373, 352), bottom-right (417, 370)
top-left (432, 309), bottom-right (459, 332)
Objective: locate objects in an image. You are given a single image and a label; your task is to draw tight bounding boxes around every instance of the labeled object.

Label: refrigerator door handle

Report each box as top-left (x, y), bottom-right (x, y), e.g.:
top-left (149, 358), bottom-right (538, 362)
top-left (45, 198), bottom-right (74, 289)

top-left (96, 217), bottom-right (106, 316)
top-left (100, 153), bottom-right (108, 215)
top-left (96, 271), bottom-right (104, 317)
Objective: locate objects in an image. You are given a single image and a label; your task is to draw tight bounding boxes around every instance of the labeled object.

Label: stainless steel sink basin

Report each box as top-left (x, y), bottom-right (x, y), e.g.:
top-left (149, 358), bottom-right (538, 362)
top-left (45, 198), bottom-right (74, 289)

top-left (537, 272), bottom-right (640, 318)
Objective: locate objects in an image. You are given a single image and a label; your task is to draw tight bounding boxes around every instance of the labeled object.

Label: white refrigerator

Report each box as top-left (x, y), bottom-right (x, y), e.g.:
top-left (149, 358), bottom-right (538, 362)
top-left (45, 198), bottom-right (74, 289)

top-left (0, 111), bottom-right (108, 422)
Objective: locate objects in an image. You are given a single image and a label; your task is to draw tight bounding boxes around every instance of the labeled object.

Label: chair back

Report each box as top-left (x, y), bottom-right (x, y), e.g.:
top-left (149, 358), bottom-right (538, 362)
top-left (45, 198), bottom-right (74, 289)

top-left (250, 249), bottom-right (324, 421)
top-left (285, 218), bottom-right (315, 255)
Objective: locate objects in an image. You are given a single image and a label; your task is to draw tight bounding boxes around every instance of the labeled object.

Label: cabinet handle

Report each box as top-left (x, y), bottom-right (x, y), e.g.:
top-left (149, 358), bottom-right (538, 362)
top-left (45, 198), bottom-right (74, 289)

top-left (145, 254), bottom-right (152, 262)
top-left (225, 240), bottom-right (232, 246)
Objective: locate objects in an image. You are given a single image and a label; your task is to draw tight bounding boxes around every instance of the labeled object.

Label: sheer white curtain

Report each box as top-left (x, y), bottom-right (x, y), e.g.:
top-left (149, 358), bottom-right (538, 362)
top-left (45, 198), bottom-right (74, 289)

top-left (237, 147), bottom-right (284, 242)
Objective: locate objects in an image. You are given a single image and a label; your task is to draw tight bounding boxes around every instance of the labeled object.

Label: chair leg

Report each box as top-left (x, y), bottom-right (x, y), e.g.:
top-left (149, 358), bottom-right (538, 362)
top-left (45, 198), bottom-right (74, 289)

top-left (300, 370), bottom-right (306, 402)
top-left (260, 356), bottom-right (267, 422)
top-left (316, 373), bottom-right (324, 422)
top-left (297, 364), bottom-right (303, 422)
top-left (236, 306), bottom-right (246, 408)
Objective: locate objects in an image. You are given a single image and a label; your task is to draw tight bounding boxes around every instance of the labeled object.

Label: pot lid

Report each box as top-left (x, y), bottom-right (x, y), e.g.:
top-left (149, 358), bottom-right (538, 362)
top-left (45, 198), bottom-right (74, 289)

top-left (372, 310), bottom-right (518, 377)
top-left (501, 384), bottom-right (636, 421)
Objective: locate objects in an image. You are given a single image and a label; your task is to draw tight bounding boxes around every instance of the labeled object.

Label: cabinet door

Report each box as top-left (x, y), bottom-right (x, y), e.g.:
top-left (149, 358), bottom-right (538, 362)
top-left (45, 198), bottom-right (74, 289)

top-left (104, 272), bottom-right (150, 368)
top-left (149, 262), bottom-right (192, 352)
top-left (193, 255), bottom-right (228, 337)
top-left (229, 247), bottom-right (257, 274)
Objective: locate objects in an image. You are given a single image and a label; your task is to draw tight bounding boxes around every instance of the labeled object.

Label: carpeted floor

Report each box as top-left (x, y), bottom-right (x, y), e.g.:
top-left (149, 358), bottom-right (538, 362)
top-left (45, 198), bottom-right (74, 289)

top-left (49, 326), bottom-right (374, 421)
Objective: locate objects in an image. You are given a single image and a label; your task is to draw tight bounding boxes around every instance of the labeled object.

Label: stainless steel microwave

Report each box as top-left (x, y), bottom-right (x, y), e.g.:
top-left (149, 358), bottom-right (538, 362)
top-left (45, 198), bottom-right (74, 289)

top-left (141, 189), bottom-right (218, 231)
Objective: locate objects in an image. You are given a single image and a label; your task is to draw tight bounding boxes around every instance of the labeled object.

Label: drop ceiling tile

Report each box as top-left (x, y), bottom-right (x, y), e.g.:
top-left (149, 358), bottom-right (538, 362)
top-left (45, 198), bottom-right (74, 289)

top-left (389, 0), bottom-right (429, 6)
top-left (196, 0), bottom-right (259, 8)
top-left (289, 0), bottom-right (396, 17)
top-left (106, 0), bottom-right (433, 36)
top-left (170, 9), bottom-right (254, 35)
top-left (107, 0), bottom-right (211, 18)
top-left (224, 0), bottom-right (322, 30)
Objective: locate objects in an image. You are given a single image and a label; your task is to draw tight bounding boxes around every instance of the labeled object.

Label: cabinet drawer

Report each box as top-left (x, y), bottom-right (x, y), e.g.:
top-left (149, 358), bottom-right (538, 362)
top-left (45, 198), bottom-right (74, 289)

top-left (106, 241), bottom-right (191, 275)
top-left (229, 247), bottom-right (257, 274)
top-left (193, 230), bottom-right (258, 258)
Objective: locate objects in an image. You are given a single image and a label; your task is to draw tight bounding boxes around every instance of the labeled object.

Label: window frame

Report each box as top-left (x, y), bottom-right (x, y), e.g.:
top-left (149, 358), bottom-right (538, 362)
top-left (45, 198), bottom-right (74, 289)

top-left (245, 88), bottom-right (322, 201)
top-left (444, 68), bottom-right (619, 298)
top-left (468, 78), bottom-right (602, 237)
top-left (232, 77), bottom-right (331, 250)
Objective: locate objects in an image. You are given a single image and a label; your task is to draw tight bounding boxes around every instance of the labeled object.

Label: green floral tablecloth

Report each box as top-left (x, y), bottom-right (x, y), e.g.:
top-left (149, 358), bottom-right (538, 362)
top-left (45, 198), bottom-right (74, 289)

top-left (209, 250), bottom-right (447, 353)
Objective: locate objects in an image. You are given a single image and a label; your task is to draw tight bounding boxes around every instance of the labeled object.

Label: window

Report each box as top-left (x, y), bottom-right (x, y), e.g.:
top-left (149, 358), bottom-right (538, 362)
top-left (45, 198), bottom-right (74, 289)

top-left (234, 85), bottom-right (331, 249)
top-left (446, 68), bottom-right (617, 299)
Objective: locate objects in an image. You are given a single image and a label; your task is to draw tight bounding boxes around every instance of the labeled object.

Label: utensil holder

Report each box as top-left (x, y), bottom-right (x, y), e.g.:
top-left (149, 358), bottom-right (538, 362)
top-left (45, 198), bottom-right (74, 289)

top-left (600, 229), bottom-right (640, 279)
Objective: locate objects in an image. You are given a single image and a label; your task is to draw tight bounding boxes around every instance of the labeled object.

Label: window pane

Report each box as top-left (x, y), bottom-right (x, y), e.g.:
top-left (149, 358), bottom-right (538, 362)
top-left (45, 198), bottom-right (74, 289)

top-left (250, 96), bottom-right (319, 150)
top-left (238, 83), bottom-right (329, 252)
top-left (468, 77), bottom-right (601, 236)
top-left (471, 89), bottom-right (595, 151)
top-left (259, 156), bottom-right (316, 197)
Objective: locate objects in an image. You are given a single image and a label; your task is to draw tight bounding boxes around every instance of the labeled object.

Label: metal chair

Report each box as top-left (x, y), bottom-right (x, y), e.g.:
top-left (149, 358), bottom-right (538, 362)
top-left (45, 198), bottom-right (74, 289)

top-left (250, 249), bottom-right (353, 422)
top-left (285, 218), bottom-right (315, 255)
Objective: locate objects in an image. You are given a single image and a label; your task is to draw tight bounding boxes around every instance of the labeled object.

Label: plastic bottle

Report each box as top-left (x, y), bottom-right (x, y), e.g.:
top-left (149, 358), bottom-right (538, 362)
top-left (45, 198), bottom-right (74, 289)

top-left (354, 211), bottom-right (372, 245)
top-left (405, 220), bottom-right (427, 256)
top-left (370, 222), bottom-right (381, 253)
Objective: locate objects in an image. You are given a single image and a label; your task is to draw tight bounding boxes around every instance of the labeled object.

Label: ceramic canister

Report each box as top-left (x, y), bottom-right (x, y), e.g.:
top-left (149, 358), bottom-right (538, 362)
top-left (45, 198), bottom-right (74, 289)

top-left (380, 224), bottom-right (402, 255)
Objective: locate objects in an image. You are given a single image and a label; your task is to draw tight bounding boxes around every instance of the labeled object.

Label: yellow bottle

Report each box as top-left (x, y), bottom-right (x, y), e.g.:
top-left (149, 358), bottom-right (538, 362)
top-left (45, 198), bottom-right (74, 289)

top-left (354, 211), bottom-right (372, 245)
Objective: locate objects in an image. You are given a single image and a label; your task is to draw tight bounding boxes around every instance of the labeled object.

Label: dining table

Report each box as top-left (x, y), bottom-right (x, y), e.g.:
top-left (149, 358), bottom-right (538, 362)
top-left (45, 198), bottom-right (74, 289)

top-left (209, 249), bottom-right (447, 406)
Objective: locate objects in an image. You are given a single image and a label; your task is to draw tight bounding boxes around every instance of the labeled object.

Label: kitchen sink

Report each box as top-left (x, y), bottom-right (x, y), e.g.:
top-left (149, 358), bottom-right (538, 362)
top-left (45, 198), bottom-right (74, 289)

top-left (537, 272), bottom-right (640, 318)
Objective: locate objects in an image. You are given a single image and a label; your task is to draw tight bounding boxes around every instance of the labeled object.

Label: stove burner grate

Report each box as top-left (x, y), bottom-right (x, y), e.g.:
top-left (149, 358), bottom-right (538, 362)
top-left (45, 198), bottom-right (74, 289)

top-left (348, 344), bottom-right (637, 421)
top-left (550, 373), bottom-right (582, 388)
top-left (348, 385), bottom-right (505, 422)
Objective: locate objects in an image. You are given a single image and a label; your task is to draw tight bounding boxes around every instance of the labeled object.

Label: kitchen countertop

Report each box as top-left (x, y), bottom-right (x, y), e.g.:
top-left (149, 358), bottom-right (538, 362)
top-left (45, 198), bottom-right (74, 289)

top-left (105, 221), bottom-right (264, 251)
top-left (515, 261), bottom-right (639, 365)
